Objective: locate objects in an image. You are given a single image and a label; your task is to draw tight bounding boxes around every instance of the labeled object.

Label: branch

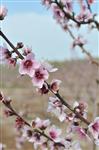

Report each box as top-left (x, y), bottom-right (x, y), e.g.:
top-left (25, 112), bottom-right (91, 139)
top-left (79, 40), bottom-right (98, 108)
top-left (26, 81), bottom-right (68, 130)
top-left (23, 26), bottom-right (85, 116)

top-left (54, 1), bottom-right (99, 30)
top-left (67, 27), bottom-right (99, 67)
top-left (1, 95), bottom-right (63, 146)
top-left (0, 30), bottom-right (90, 126)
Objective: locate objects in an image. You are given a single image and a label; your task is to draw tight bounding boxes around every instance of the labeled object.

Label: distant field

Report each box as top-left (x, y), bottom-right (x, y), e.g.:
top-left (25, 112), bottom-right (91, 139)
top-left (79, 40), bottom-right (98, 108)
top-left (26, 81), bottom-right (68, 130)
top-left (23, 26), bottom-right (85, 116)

top-left (0, 59), bottom-right (99, 150)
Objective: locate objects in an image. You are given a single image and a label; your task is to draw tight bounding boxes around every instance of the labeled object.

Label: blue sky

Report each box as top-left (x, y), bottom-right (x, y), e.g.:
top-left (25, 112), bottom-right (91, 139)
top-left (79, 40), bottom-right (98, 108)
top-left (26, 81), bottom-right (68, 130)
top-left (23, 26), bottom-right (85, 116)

top-left (1, 0), bottom-right (99, 61)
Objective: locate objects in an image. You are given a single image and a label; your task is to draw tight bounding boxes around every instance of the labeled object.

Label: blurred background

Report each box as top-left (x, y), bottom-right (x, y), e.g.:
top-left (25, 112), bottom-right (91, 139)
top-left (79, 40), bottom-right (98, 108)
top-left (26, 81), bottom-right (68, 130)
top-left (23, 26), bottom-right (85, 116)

top-left (0, 0), bottom-right (99, 150)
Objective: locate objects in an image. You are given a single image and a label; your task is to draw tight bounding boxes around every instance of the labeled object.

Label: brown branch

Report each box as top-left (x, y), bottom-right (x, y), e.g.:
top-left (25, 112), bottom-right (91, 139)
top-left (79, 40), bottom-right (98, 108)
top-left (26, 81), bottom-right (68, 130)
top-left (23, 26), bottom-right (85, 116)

top-left (1, 97), bottom-right (64, 146)
top-left (1, 30), bottom-right (90, 126)
top-left (45, 81), bottom-right (90, 125)
top-left (0, 30), bottom-right (24, 60)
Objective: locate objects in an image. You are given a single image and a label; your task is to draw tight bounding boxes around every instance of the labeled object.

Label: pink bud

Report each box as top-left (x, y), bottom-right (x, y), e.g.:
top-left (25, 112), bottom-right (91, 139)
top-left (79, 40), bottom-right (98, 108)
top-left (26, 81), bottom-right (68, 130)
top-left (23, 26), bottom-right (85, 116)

top-left (0, 6), bottom-right (8, 20)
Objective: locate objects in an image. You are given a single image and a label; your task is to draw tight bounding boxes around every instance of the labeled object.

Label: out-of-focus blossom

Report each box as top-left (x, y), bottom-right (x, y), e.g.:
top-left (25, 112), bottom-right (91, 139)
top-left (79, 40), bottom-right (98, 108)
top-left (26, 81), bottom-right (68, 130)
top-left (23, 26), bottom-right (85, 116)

top-left (19, 53), bottom-right (40, 77)
top-left (71, 36), bottom-right (87, 49)
top-left (51, 4), bottom-right (65, 23)
top-left (32, 66), bottom-right (49, 88)
top-left (73, 126), bottom-right (88, 139)
top-left (42, 0), bottom-right (51, 7)
top-left (0, 143), bottom-right (6, 150)
top-left (23, 46), bottom-right (33, 56)
top-left (88, 117), bottom-right (99, 145)
top-left (48, 97), bottom-right (66, 122)
top-left (16, 136), bottom-right (26, 150)
top-left (41, 61), bottom-right (58, 73)
top-left (37, 83), bottom-right (49, 95)
top-left (0, 45), bottom-right (11, 60)
top-left (73, 101), bottom-right (88, 119)
top-left (15, 117), bottom-right (25, 130)
top-left (61, 0), bottom-right (73, 13)
top-left (88, 0), bottom-right (94, 4)
top-left (50, 79), bottom-right (61, 93)
top-left (4, 109), bottom-right (14, 117)
top-left (0, 6), bottom-right (8, 20)
top-left (7, 58), bottom-right (16, 66)
top-left (48, 125), bottom-right (62, 142)
top-left (32, 117), bottom-right (50, 130)
top-left (76, 5), bottom-right (93, 22)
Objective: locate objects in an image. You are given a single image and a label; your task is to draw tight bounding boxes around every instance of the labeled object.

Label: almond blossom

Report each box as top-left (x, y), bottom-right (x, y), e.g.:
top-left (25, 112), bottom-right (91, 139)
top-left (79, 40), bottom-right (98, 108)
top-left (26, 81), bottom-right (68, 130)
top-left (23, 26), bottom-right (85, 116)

top-left (51, 4), bottom-right (65, 23)
top-left (32, 117), bottom-right (50, 130)
top-left (88, 117), bottom-right (99, 145)
top-left (32, 66), bottom-right (49, 88)
top-left (19, 53), bottom-right (40, 77)
top-left (48, 125), bottom-right (62, 142)
top-left (76, 5), bottom-right (93, 22)
top-left (48, 97), bottom-right (67, 122)
top-left (0, 6), bottom-right (8, 20)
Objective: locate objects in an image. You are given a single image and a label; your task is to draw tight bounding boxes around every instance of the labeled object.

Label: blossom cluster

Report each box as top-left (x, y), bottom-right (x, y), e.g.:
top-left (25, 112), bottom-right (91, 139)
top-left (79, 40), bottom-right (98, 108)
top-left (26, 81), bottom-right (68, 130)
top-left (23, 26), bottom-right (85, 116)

top-left (42, 0), bottom-right (95, 28)
top-left (0, 3), bottom-right (99, 150)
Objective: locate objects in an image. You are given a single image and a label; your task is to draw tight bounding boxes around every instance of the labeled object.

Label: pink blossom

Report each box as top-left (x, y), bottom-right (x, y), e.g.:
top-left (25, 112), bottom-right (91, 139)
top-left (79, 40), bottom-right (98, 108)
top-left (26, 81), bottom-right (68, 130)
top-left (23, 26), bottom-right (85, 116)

top-left (37, 83), bottom-right (49, 95)
top-left (42, 0), bottom-right (51, 7)
top-left (88, 117), bottom-right (99, 142)
top-left (32, 66), bottom-right (49, 88)
top-left (88, 0), bottom-right (94, 4)
top-left (0, 45), bottom-right (11, 60)
top-left (7, 58), bottom-right (16, 66)
top-left (61, 0), bottom-right (73, 13)
top-left (32, 117), bottom-right (50, 130)
top-left (50, 79), bottom-right (61, 93)
top-left (15, 117), bottom-right (25, 130)
top-left (74, 127), bottom-right (88, 139)
top-left (71, 36), bottom-right (87, 49)
top-left (76, 5), bottom-right (93, 22)
top-left (41, 61), bottom-right (58, 72)
top-left (4, 109), bottom-right (14, 117)
top-left (51, 4), bottom-right (65, 23)
top-left (0, 6), bottom-right (8, 20)
top-left (48, 97), bottom-right (66, 122)
top-left (49, 125), bottom-right (62, 142)
top-left (19, 53), bottom-right (40, 77)
top-left (23, 46), bottom-right (33, 56)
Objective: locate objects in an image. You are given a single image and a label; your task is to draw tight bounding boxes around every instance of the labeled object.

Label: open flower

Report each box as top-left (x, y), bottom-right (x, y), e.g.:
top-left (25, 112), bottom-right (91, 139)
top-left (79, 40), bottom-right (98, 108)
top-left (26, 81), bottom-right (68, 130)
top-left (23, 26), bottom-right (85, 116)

top-left (0, 6), bottom-right (8, 20)
top-left (48, 97), bottom-right (66, 122)
top-left (42, 0), bottom-right (51, 7)
top-left (88, 117), bottom-right (99, 143)
top-left (49, 125), bottom-right (62, 142)
top-left (19, 53), bottom-right (40, 77)
top-left (32, 117), bottom-right (50, 130)
top-left (32, 66), bottom-right (49, 88)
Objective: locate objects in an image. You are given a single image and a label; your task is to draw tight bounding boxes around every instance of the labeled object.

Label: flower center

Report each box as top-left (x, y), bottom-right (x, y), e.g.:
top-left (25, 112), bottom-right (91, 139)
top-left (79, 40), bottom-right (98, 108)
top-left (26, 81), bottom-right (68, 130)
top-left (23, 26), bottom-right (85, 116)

top-left (24, 60), bottom-right (33, 68)
top-left (35, 70), bottom-right (43, 80)
top-left (50, 131), bottom-right (56, 139)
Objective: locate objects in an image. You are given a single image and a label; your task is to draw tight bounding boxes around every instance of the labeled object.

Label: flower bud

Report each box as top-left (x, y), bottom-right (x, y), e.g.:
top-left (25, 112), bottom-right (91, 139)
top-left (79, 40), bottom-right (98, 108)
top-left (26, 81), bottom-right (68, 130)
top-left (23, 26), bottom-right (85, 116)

top-left (0, 6), bottom-right (8, 20)
top-left (16, 42), bottom-right (24, 49)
